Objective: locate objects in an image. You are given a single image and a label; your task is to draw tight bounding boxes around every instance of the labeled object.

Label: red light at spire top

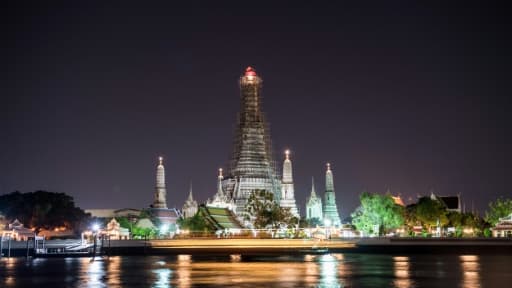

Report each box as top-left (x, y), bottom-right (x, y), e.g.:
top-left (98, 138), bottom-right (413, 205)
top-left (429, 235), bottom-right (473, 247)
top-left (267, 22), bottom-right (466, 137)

top-left (245, 66), bottom-right (257, 76)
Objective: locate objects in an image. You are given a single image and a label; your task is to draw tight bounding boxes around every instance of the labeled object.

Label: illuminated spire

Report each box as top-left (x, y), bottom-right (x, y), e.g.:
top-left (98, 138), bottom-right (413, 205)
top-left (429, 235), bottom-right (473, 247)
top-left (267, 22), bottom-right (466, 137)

top-left (188, 182), bottom-right (194, 201)
top-left (154, 156), bottom-right (167, 209)
top-left (217, 168), bottom-right (224, 196)
top-left (323, 162), bottom-right (340, 226)
top-left (282, 149), bottom-right (293, 183)
top-left (306, 176), bottom-right (322, 220)
top-left (280, 149), bottom-right (298, 216)
top-left (310, 177), bottom-right (317, 197)
top-left (156, 156), bottom-right (165, 188)
top-left (326, 162), bottom-right (334, 192)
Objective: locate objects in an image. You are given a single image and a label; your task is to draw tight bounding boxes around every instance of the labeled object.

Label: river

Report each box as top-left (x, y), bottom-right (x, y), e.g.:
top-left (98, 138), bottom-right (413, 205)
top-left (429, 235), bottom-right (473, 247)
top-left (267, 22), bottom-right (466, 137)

top-left (1, 253), bottom-right (511, 287)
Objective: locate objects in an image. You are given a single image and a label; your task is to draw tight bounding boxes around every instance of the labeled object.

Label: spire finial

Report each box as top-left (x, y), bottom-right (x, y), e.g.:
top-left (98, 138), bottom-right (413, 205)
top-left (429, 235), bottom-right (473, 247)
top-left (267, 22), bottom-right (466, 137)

top-left (218, 168), bottom-right (223, 178)
top-left (326, 162), bottom-right (331, 171)
top-left (245, 66), bottom-right (257, 76)
top-left (285, 149), bottom-right (290, 160)
top-left (188, 182), bottom-right (193, 200)
top-left (158, 156), bottom-right (163, 166)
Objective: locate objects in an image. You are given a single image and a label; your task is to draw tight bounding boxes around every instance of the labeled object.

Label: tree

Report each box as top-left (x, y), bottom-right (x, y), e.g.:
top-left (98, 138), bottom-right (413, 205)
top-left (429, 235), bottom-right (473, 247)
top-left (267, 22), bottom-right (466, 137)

top-left (177, 213), bottom-right (212, 233)
top-left (0, 190), bottom-right (90, 234)
top-left (412, 197), bottom-right (448, 231)
top-left (485, 198), bottom-right (512, 226)
top-left (244, 190), bottom-right (297, 229)
top-left (351, 192), bottom-right (404, 236)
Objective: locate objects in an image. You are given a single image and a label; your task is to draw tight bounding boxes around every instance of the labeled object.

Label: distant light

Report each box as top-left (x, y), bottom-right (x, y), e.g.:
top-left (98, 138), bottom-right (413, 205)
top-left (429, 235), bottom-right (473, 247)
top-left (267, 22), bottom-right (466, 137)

top-left (324, 219), bottom-right (332, 227)
top-left (92, 223), bottom-right (100, 232)
top-left (160, 224), bottom-right (169, 233)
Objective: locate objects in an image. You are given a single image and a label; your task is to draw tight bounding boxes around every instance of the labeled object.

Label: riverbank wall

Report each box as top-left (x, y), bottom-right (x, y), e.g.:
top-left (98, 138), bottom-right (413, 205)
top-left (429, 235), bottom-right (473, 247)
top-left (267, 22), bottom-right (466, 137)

top-left (1, 238), bottom-right (511, 257)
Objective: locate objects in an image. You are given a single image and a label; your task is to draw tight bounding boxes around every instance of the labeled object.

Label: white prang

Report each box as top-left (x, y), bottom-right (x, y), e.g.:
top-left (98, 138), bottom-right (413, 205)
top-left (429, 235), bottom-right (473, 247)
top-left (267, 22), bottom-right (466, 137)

top-left (153, 156), bottom-right (168, 209)
top-left (279, 150), bottom-right (299, 217)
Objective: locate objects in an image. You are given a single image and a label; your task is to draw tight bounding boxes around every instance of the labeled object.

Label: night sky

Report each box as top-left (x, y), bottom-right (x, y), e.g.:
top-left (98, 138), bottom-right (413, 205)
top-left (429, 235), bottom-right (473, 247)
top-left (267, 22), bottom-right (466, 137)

top-left (3, 2), bottom-right (510, 218)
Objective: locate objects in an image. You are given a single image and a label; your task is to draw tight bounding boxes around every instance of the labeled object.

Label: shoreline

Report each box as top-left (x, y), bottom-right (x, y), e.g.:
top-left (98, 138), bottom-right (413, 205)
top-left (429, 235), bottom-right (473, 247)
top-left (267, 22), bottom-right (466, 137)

top-left (1, 238), bottom-right (511, 258)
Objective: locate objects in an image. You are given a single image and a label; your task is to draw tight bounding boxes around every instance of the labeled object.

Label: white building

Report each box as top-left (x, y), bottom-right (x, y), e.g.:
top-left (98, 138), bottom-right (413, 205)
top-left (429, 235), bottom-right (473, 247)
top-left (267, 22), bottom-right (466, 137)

top-left (306, 177), bottom-right (323, 221)
top-left (492, 213), bottom-right (512, 238)
top-left (182, 184), bottom-right (198, 218)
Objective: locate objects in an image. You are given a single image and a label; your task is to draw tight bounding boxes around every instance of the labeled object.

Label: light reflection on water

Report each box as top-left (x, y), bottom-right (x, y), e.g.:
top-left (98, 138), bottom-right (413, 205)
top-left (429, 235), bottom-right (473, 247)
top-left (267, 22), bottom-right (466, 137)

top-left (393, 256), bottom-right (412, 288)
top-left (460, 255), bottom-right (480, 288)
top-left (2, 253), bottom-right (511, 287)
top-left (83, 258), bottom-right (106, 287)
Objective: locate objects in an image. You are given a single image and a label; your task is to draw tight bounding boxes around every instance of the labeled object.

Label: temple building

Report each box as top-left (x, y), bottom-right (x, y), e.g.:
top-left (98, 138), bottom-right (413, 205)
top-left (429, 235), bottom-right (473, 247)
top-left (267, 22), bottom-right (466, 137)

top-left (430, 192), bottom-right (462, 213)
top-left (207, 168), bottom-right (236, 211)
top-left (492, 213), bottom-right (512, 238)
top-left (182, 184), bottom-right (198, 218)
top-left (104, 218), bottom-right (130, 240)
top-left (279, 150), bottom-right (299, 216)
top-left (323, 163), bottom-right (341, 227)
top-left (306, 177), bottom-right (323, 221)
top-left (221, 67), bottom-right (282, 214)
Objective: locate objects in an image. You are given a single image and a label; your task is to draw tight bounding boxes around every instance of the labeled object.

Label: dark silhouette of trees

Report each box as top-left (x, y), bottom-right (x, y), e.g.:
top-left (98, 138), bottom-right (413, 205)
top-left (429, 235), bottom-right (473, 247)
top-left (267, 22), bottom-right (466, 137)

top-left (0, 190), bottom-right (90, 234)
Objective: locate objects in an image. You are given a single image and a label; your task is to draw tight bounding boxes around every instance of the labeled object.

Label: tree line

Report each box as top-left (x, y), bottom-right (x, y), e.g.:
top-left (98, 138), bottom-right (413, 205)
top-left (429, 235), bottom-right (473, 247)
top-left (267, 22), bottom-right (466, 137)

top-left (0, 190), bottom-right (91, 234)
top-left (351, 192), bottom-right (512, 237)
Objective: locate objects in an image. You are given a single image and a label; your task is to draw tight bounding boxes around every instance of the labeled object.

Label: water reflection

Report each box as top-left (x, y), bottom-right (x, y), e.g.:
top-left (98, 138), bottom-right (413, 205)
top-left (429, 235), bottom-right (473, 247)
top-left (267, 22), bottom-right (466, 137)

top-left (176, 254), bottom-right (191, 288)
top-left (106, 256), bottom-right (122, 286)
top-left (393, 256), bottom-right (412, 288)
top-left (3, 258), bottom-right (18, 286)
top-left (82, 258), bottom-right (106, 288)
top-left (319, 254), bottom-right (341, 288)
top-left (153, 268), bottom-right (171, 288)
top-left (460, 255), bottom-right (480, 288)
top-left (304, 254), bottom-right (319, 284)
top-left (1, 253), bottom-right (506, 287)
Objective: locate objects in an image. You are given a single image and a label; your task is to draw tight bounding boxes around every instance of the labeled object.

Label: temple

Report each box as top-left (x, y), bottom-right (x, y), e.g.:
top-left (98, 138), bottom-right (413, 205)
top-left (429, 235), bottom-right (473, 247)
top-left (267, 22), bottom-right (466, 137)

top-left (182, 184), bottom-right (198, 218)
top-left (306, 177), bottom-right (323, 221)
top-left (322, 163), bottom-right (341, 226)
top-left (222, 67), bottom-right (281, 214)
top-left (207, 168), bottom-right (235, 211)
top-left (279, 150), bottom-right (299, 216)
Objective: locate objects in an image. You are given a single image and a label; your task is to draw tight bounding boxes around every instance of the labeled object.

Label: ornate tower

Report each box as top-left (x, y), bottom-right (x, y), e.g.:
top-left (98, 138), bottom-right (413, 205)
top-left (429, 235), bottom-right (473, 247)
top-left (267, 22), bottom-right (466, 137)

top-left (280, 150), bottom-right (299, 216)
top-left (222, 67), bottom-right (281, 214)
top-left (208, 168), bottom-right (235, 210)
top-left (182, 183), bottom-right (198, 218)
top-left (323, 163), bottom-right (341, 226)
top-left (306, 177), bottom-right (323, 220)
top-left (153, 156), bottom-right (167, 209)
